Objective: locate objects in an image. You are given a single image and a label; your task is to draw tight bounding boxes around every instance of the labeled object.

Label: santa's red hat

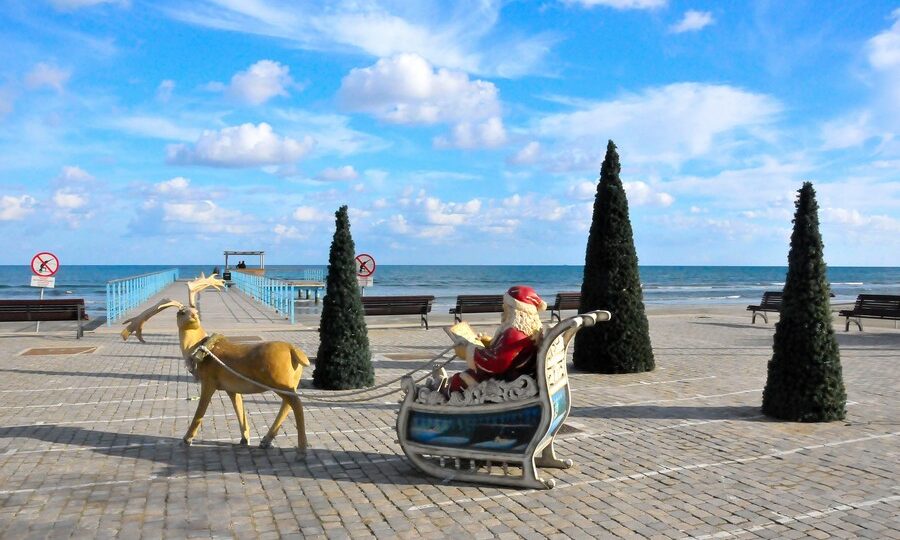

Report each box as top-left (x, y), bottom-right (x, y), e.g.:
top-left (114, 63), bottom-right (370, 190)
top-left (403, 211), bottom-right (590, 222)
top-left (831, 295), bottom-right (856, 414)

top-left (503, 285), bottom-right (547, 313)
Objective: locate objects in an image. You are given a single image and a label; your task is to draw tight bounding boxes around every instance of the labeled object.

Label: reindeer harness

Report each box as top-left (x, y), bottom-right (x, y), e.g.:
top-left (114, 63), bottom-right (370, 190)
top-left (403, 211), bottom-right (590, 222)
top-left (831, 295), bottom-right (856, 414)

top-left (186, 333), bottom-right (226, 378)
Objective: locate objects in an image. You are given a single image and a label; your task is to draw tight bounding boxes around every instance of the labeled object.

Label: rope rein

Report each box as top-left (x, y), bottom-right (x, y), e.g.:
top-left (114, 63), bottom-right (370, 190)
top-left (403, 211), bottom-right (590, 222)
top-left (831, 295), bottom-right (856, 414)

top-left (194, 345), bottom-right (456, 404)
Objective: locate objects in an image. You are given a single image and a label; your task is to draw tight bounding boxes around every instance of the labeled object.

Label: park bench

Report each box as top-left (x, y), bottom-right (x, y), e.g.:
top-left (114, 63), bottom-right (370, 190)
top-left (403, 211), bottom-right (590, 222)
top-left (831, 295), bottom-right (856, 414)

top-left (449, 295), bottom-right (504, 322)
top-left (747, 290), bottom-right (838, 324)
top-left (746, 291), bottom-right (782, 324)
top-left (838, 294), bottom-right (900, 331)
top-left (0, 299), bottom-right (87, 339)
top-left (549, 292), bottom-right (581, 322)
top-left (361, 295), bottom-right (435, 329)
top-left (398, 309), bottom-right (612, 489)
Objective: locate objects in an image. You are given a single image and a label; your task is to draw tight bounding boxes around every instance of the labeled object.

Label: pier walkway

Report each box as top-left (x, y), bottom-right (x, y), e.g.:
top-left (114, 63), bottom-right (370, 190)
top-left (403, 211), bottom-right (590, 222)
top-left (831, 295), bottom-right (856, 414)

top-left (96, 280), bottom-right (296, 335)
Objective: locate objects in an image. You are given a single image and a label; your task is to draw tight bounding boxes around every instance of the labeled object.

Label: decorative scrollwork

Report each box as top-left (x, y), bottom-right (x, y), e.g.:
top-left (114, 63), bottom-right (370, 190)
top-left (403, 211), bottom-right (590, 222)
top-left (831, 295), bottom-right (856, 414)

top-left (413, 375), bottom-right (538, 406)
top-left (544, 335), bottom-right (567, 388)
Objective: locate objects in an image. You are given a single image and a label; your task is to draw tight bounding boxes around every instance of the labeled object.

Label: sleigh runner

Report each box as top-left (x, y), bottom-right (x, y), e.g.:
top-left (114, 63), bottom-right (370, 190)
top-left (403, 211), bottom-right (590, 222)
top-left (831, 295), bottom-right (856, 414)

top-left (397, 309), bottom-right (611, 489)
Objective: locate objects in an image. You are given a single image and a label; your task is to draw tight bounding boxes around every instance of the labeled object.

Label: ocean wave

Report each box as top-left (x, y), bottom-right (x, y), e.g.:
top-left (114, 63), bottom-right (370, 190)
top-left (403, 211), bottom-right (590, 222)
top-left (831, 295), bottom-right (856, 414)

top-left (832, 282), bottom-right (864, 286)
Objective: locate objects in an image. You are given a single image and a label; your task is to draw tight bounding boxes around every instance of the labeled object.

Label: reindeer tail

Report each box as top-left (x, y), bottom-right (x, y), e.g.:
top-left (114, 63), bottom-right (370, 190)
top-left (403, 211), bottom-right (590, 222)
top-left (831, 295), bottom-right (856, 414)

top-left (290, 345), bottom-right (310, 368)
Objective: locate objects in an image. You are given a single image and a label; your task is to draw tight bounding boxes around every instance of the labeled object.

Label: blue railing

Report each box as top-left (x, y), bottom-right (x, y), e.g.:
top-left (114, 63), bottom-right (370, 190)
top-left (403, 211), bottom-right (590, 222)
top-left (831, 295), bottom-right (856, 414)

top-left (231, 271), bottom-right (296, 323)
top-left (302, 268), bottom-right (325, 282)
top-left (106, 269), bottom-right (179, 326)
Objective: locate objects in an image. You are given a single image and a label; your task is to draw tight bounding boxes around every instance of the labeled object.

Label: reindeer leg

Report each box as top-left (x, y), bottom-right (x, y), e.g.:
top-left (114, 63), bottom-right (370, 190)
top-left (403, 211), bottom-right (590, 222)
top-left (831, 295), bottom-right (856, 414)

top-left (286, 395), bottom-right (308, 458)
top-left (259, 398), bottom-right (291, 449)
top-left (183, 383), bottom-right (215, 446)
top-left (227, 391), bottom-right (250, 445)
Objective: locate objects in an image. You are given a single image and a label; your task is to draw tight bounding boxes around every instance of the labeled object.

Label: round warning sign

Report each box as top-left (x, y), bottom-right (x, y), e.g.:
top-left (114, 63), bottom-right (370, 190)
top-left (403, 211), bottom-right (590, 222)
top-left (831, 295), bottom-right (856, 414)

top-left (355, 253), bottom-right (376, 277)
top-left (31, 252), bottom-right (60, 277)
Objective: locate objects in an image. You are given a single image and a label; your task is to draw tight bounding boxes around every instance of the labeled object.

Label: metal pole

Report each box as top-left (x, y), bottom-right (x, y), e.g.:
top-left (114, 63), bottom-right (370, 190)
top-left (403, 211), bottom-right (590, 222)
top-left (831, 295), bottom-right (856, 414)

top-left (36, 287), bottom-right (44, 333)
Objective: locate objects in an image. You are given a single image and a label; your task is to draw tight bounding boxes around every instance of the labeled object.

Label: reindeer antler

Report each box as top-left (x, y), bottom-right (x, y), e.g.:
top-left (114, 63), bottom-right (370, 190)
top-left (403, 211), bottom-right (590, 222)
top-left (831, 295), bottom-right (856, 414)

top-left (187, 273), bottom-right (225, 308)
top-left (121, 298), bottom-right (184, 343)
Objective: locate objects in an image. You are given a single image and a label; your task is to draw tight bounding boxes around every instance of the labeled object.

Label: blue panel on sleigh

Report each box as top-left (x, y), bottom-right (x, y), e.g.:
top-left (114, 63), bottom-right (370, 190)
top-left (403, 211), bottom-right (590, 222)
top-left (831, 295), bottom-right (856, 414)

top-left (546, 389), bottom-right (569, 436)
top-left (406, 405), bottom-right (541, 453)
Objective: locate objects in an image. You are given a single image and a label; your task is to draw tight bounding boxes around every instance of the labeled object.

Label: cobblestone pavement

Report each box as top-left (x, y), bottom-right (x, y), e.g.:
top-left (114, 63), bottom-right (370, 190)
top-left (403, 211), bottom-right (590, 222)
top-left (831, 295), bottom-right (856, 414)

top-left (0, 288), bottom-right (898, 538)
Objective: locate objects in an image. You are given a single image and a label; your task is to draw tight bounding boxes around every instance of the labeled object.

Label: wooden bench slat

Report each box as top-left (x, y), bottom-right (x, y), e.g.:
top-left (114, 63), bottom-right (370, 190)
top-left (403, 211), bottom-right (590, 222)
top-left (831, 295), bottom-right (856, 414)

top-left (449, 295), bottom-right (504, 322)
top-left (550, 292), bottom-right (581, 322)
top-left (0, 299), bottom-right (86, 338)
top-left (746, 292), bottom-right (782, 324)
top-left (839, 294), bottom-right (900, 331)
top-left (360, 296), bottom-right (434, 328)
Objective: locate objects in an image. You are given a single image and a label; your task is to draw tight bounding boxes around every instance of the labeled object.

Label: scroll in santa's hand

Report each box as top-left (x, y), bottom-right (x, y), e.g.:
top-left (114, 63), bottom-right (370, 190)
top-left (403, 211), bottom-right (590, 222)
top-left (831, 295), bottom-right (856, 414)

top-left (444, 321), bottom-right (482, 347)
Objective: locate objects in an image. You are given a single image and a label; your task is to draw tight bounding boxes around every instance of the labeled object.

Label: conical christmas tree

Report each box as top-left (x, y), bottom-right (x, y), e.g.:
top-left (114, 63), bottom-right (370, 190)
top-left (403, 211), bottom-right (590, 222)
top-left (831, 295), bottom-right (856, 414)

top-left (573, 140), bottom-right (655, 373)
top-left (762, 182), bottom-right (845, 421)
top-left (313, 205), bottom-right (374, 390)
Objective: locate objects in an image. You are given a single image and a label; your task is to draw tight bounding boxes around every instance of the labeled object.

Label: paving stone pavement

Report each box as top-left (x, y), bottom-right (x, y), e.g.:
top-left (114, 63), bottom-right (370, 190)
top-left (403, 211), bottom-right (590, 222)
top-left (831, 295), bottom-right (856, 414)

top-left (0, 286), bottom-right (898, 538)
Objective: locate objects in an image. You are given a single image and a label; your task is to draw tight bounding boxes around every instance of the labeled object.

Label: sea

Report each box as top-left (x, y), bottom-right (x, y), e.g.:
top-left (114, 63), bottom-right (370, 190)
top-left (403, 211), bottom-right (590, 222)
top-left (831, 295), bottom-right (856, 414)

top-left (2, 265), bottom-right (899, 318)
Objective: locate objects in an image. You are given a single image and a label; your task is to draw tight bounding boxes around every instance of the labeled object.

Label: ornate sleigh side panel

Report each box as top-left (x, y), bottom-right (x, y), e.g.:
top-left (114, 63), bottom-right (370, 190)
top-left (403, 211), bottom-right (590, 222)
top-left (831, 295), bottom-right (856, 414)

top-left (397, 310), bottom-right (611, 489)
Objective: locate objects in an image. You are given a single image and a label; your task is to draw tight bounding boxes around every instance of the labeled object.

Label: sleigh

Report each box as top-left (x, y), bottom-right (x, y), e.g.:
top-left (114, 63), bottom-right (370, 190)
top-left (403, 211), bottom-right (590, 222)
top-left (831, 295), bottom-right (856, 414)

top-left (397, 310), bottom-right (611, 489)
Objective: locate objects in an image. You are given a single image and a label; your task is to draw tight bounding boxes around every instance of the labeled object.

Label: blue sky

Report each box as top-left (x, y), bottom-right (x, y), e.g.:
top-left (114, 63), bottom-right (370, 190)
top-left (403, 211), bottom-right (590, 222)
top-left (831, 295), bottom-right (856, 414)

top-left (1, 0), bottom-right (898, 266)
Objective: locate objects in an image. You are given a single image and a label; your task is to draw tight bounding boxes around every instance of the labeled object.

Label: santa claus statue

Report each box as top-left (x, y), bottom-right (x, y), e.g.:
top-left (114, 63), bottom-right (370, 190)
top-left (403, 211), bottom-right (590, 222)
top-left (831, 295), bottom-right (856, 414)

top-left (444, 285), bottom-right (547, 394)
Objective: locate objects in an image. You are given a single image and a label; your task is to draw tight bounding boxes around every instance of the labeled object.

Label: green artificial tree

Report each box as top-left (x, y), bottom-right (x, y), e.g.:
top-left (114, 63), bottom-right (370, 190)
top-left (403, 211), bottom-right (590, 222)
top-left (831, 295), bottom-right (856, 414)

top-left (313, 205), bottom-right (374, 390)
top-left (762, 182), bottom-right (846, 421)
top-left (573, 140), bottom-right (655, 373)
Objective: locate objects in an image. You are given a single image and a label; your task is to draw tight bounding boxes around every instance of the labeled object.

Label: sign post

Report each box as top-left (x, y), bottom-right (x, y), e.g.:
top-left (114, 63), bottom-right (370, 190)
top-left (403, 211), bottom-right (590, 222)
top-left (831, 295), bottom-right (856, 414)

top-left (30, 252), bottom-right (60, 332)
top-left (355, 253), bottom-right (376, 292)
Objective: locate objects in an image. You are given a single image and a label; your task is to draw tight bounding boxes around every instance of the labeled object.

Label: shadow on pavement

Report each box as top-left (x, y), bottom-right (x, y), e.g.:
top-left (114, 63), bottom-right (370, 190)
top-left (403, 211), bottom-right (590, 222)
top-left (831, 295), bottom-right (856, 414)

top-left (0, 367), bottom-right (192, 383)
top-left (571, 404), bottom-right (765, 421)
top-left (0, 424), bottom-right (423, 485)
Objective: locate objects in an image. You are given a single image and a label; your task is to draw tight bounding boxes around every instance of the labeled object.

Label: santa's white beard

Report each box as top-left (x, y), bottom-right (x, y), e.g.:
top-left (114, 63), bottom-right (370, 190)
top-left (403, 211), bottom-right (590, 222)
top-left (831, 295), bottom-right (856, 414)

top-left (495, 307), bottom-right (543, 341)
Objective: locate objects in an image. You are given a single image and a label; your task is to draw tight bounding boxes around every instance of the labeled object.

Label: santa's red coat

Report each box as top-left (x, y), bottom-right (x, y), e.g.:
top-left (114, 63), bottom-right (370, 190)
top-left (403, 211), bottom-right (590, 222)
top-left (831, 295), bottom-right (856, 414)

top-left (448, 326), bottom-right (538, 392)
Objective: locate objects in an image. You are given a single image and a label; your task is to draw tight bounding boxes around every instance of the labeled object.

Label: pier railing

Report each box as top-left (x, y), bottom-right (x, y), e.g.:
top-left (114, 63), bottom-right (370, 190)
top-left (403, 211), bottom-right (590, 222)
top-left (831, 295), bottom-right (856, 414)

top-left (302, 268), bottom-right (325, 282)
top-left (231, 271), bottom-right (296, 323)
top-left (106, 269), bottom-right (179, 325)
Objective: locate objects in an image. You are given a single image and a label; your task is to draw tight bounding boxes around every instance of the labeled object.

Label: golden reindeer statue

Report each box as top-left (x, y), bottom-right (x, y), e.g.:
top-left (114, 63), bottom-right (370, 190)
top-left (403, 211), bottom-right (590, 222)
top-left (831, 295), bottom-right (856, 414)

top-left (120, 275), bottom-right (310, 454)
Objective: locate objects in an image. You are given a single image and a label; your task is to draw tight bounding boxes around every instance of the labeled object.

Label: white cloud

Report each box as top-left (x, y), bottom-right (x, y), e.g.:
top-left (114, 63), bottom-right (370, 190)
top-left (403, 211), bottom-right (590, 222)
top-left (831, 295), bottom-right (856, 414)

top-left (49, 0), bottom-right (128, 10)
top-left (537, 83), bottom-right (782, 168)
top-left (423, 197), bottom-right (482, 225)
top-left (387, 214), bottom-right (411, 234)
top-left (867, 9), bottom-right (900, 72)
top-left (273, 224), bottom-right (305, 240)
top-left (221, 60), bottom-right (296, 105)
top-left (866, 8), bottom-right (900, 120)
top-left (567, 179), bottom-right (671, 206)
top-left (161, 200), bottom-right (256, 234)
top-left (316, 165), bottom-right (358, 181)
top-left (624, 181), bottom-right (675, 207)
top-left (434, 117), bottom-right (507, 149)
top-left (0, 195), bottom-right (36, 221)
top-left (340, 54), bottom-right (501, 124)
top-left (507, 141), bottom-right (542, 165)
top-left (565, 0), bottom-right (666, 10)
top-left (669, 10), bottom-right (714, 34)
top-left (568, 181), bottom-right (596, 200)
top-left (293, 206), bottom-right (329, 222)
top-left (25, 63), bottom-right (71, 93)
top-left (161, 2), bottom-right (552, 77)
top-left (740, 206), bottom-right (791, 221)
top-left (53, 190), bottom-right (87, 209)
top-left (341, 54), bottom-right (506, 149)
top-left (166, 123), bottom-right (314, 167)
top-left (56, 165), bottom-right (94, 183)
top-left (823, 207), bottom-right (900, 233)
top-left (156, 79), bottom-right (175, 102)
top-left (154, 176), bottom-right (190, 194)
top-left (107, 115), bottom-right (201, 142)
top-left (819, 112), bottom-right (880, 150)
top-left (272, 109), bottom-right (388, 156)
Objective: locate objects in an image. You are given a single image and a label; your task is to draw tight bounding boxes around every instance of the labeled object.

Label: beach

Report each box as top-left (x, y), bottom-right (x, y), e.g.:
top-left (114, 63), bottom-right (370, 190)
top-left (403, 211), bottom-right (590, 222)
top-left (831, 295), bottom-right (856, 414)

top-left (0, 283), bottom-right (897, 537)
